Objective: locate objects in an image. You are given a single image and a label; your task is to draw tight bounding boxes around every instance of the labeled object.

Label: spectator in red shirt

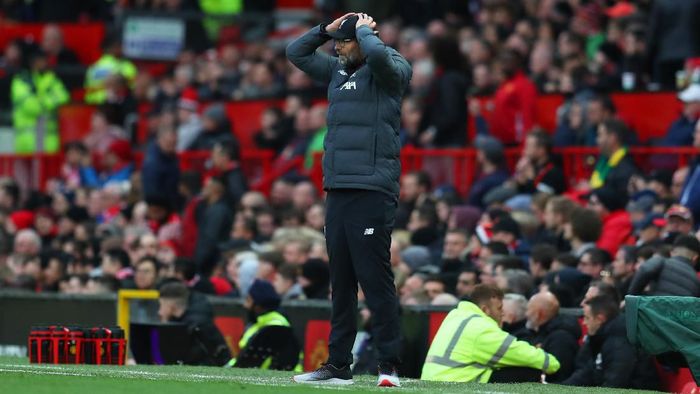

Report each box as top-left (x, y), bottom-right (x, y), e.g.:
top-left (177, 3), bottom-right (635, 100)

top-left (588, 187), bottom-right (634, 258)
top-left (476, 50), bottom-right (537, 145)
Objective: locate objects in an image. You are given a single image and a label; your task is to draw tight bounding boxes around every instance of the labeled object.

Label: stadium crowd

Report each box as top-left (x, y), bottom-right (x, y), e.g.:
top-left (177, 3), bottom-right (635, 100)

top-left (1, 0), bottom-right (700, 387)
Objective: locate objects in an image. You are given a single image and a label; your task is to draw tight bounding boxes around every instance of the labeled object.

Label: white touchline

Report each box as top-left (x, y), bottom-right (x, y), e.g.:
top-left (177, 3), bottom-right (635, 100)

top-left (0, 364), bottom-right (516, 394)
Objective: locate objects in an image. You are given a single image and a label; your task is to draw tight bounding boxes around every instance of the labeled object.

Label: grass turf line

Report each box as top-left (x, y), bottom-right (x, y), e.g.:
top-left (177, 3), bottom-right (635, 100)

top-left (0, 356), bottom-right (661, 394)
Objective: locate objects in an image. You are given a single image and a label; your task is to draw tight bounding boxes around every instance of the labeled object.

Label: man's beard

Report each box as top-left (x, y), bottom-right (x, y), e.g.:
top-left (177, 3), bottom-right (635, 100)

top-left (339, 54), bottom-right (361, 69)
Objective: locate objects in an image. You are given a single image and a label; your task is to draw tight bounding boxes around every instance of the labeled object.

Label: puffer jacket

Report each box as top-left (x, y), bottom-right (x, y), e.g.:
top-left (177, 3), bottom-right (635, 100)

top-left (628, 255), bottom-right (700, 297)
top-left (286, 24), bottom-right (412, 197)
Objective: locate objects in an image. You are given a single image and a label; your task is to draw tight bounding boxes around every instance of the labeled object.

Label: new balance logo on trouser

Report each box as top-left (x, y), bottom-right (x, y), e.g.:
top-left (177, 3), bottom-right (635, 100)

top-left (293, 189), bottom-right (401, 387)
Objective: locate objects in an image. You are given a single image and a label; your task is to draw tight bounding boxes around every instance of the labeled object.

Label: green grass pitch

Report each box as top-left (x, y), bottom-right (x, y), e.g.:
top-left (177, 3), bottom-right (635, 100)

top-left (0, 356), bottom-right (662, 393)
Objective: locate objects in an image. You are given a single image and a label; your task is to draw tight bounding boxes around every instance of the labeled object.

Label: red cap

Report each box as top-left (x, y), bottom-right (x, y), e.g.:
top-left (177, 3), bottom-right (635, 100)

top-left (107, 139), bottom-right (132, 162)
top-left (665, 205), bottom-right (693, 221)
top-left (178, 88), bottom-right (199, 112)
top-left (605, 1), bottom-right (636, 18)
top-left (11, 211), bottom-right (35, 230)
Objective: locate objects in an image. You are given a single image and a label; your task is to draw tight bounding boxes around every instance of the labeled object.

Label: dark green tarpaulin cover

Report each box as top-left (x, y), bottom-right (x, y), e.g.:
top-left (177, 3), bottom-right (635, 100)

top-left (626, 295), bottom-right (700, 383)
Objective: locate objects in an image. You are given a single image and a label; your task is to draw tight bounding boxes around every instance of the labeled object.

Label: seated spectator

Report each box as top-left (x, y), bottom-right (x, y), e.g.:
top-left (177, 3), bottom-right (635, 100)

top-left (60, 142), bottom-right (88, 190)
top-left (580, 280), bottom-right (621, 307)
top-left (577, 248), bottom-right (607, 281)
top-left (665, 205), bottom-right (695, 243)
top-left (84, 275), bottom-right (121, 294)
top-left (564, 207), bottom-right (602, 259)
top-left (273, 264), bottom-right (305, 301)
top-left (515, 131), bottom-right (566, 195)
top-left (84, 106), bottom-right (128, 157)
top-left (542, 196), bottom-right (576, 252)
top-left (563, 295), bottom-right (658, 389)
top-left (468, 136), bottom-right (509, 208)
top-left (421, 284), bottom-right (560, 383)
top-left (496, 269), bottom-right (534, 297)
top-left (187, 103), bottom-right (236, 151)
top-left (610, 245), bottom-right (637, 296)
top-left (80, 140), bottom-right (134, 189)
top-left (455, 268), bottom-right (478, 299)
top-left (529, 244), bottom-right (556, 287)
top-left (635, 213), bottom-right (665, 249)
top-left (501, 293), bottom-right (530, 340)
top-left (525, 291), bottom-right (580, 382)
top-left (659, 84), bottom-right (700, 147)
top-left (588, 187), bottom-right (634, 257)
top-left (299, 259), bottom-right (329, 300)
top-left (628, 235), bottom-right (700, 297)
top-left (176, 257), bottom-right (215, 295)
top-left (589, 119), bottom-right (637, 194)
top-left (157, 281), bottom-right (230, 366)
top-left (226, 279), bottom-right (300, 370)
top-left (100, 248), bottom-right (132, 282)
top-left (396, 171), bottom-right (433, 230)
top-left (423, 276), bottom-right (446, 302)
top-left (133, 256), bottom-right (160, 290)
top-left (254, 106), bottom-right (293, 154)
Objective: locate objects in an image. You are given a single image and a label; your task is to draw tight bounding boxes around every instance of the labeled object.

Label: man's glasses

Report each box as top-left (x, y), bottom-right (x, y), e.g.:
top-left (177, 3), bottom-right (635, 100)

top-left (334, 39), bottom-right (354, 47)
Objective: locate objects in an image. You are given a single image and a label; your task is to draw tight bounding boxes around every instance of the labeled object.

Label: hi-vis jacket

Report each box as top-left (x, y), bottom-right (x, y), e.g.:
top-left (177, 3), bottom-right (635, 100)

top-left (421, 301), bottom-right (560, 382)
top-left (11, 70), bottom-right (69, 154)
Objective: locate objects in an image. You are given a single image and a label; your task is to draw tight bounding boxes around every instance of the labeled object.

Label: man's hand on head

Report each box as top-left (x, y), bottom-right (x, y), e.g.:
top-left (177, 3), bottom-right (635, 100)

top-left (327, 12), bottom-right (356, 33)
top-left (355, 13), bottom-right (377, 30)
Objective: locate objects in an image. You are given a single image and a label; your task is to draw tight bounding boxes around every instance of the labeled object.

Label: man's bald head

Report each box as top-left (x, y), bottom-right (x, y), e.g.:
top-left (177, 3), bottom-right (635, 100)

top-left (526, 291), bottom-right (559, 331)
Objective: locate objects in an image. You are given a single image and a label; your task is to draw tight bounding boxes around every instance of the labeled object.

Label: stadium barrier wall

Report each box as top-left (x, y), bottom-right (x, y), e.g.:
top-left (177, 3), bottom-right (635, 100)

top-left (0, 291), bottom-right (584, 377)
top-left (1, 146), bottom-right (697, 195)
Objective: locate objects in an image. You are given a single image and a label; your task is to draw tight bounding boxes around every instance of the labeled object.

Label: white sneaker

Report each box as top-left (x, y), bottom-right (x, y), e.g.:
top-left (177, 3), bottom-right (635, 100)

top-left (292, 363), bottom-right (354, 385)
top-left (377, 364), bottom-right (401, 387)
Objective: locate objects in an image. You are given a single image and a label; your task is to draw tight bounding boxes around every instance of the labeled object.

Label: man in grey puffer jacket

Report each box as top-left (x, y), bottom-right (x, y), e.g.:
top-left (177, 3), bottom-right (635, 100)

top-left (287, 12), bottom-right (411, 387)
top-left (628, 234), bottom-right (700, 297)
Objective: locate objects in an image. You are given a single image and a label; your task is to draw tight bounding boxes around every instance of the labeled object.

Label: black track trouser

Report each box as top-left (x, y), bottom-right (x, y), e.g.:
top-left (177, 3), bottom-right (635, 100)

top-left (325, 189), bottom-right (401, 367)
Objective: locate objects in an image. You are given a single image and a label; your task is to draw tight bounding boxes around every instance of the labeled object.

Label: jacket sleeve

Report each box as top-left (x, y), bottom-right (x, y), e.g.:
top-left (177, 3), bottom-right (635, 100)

top-left (473, 326), bottom-right (560, 374)
top-left (545, 330), bottom-right (580, 382)
top-left (11, 77), bottom-right (42, 118)
top-left (285, 26), bottom-right (336, 84)
top-left (356, 25), bottom-right (411, 93)
top-left (41, 74), bottom-right (69, 111)
top-left (628, 256), bottom-right (665, 295)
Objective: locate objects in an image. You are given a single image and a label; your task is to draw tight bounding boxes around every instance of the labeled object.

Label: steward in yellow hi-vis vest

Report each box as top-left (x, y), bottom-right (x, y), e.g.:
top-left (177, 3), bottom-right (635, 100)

top-left (422, 285), bottom-right (560, 383)
top-left (226, 279), bottom-right (302, 371)
top-left (84, 37), bottom-right (136, 105)
top-left (11, 49), bottom-right (69, 154)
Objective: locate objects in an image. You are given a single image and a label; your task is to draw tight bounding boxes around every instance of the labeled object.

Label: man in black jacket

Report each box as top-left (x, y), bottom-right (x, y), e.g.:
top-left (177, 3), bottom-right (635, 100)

top-left (194, 175), bottom-right (233, 277)
top-left (211, 140), bottom-right (248, 208)
top-left (158, 281), bottom-right (230, 366)
top-left (287, 12), bottom-right (411, 387)
top-left (628, 234), bottom-right (700, 297)
top-left (142, 127), bottom-right (180, 208)
top-left (525, 291), bottom-right (580, 382)
top-left (563, 295), bottom-right (658, 389)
